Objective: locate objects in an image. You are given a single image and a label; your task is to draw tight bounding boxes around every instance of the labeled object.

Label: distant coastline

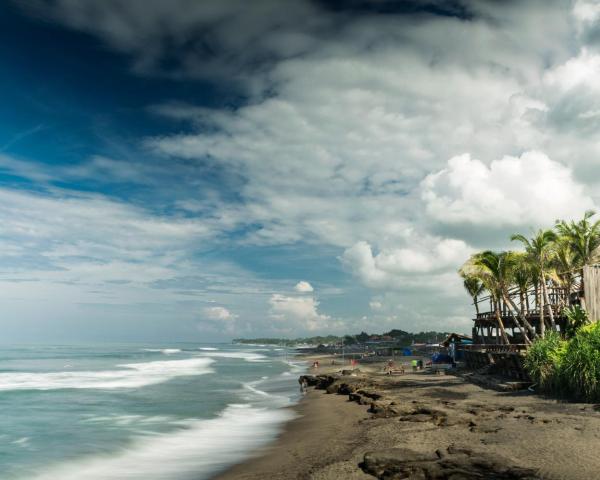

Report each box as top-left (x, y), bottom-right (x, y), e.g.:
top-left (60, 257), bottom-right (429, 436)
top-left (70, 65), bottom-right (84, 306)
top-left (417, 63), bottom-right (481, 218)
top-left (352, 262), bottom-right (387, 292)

top-left (233, 328), bottom-right (452, 347)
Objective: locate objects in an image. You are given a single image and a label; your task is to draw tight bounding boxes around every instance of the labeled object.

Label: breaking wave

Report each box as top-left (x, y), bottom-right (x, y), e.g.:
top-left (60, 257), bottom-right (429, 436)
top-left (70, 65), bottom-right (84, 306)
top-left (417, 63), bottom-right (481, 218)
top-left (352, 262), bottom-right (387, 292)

top-left (142, 348), bottom-right (182, 355)
top-left (28, 404), bottom-right (295, 480)
top-left (199, 351), bottom-right (268, 362)
top-left (0, 358), bottom-right (214, 391)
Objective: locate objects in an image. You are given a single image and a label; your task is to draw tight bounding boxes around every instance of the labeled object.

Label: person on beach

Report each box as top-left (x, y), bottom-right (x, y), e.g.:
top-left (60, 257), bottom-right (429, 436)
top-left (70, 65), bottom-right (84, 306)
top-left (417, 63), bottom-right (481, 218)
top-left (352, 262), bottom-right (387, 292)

top-left (299, 378), bottom-right (308, 394)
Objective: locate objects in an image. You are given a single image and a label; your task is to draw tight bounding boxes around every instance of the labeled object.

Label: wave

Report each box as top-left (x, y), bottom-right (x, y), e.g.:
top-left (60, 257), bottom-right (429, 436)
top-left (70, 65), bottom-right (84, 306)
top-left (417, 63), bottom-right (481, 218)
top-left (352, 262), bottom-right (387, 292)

top-left (0, 358), bottom-right (214, 391)
top-left (142, 348), bottom-right (182, 355)
top-left (198, 347), bottom-right (218, 351)
top-left (199, 351), bottom-right (268, 362)
top-left (28, 404), bottom-right (295, 480)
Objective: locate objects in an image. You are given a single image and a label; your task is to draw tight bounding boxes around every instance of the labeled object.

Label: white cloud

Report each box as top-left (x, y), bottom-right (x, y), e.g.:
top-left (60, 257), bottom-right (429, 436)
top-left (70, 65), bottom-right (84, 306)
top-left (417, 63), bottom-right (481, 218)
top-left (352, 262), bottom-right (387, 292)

top-left (341, 239), bottom-right (469, 296)
top-left (203, 306), bottom-right (237, 321)
top-left (268, 294), bottom-right (330, 332)
top-left (294, 281), bottom-right (314, 293)
top-left (421, 151), bottom-right (595, 226)
top-left (10, 0), bottom-right (600, 337)
top-left (369, 300), bottom-right (382, 311)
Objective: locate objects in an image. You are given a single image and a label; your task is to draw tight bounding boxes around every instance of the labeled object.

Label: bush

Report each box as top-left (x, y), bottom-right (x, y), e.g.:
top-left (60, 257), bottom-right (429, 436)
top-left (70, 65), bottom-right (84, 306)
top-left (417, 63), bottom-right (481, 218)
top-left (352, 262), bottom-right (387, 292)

top-left (561, 322), bottom-right (600, 402)
top-left (524, 331), bottom-right (567, 394)
top-left (563, 305), bottom-right (589, 338)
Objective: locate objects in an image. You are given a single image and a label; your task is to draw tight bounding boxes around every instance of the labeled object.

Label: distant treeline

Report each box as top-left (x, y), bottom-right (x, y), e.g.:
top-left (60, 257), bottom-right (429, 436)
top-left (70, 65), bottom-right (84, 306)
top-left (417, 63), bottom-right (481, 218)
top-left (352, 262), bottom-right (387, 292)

top-left (233, 329), bottom-right (451, 346)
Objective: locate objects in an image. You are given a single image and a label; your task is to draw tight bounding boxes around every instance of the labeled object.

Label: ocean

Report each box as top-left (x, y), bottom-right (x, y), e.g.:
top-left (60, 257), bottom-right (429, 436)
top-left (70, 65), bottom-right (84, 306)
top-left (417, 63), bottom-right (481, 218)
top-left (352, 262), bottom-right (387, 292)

top-left (0, 343), bottom-right (305, 479)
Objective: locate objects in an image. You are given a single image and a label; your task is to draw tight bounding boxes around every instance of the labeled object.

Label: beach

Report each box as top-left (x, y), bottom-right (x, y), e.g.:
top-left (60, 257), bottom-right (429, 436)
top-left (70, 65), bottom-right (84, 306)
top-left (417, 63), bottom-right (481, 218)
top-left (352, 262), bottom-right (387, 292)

top-left (214, 354), bottom-right (600, 480)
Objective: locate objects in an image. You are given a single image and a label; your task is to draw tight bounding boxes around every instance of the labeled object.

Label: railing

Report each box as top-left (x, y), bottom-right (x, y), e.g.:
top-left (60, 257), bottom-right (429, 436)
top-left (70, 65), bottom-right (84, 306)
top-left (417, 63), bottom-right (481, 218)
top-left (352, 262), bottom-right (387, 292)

top-left (458, 343), bottom-right (528, 353)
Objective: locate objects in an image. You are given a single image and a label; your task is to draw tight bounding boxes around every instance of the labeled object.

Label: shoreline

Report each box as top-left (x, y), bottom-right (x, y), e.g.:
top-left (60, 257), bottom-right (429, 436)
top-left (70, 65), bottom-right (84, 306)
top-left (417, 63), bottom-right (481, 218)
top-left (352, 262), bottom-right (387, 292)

top-left (212, 353), bottom-right (600, 480)
top-left (212, 388), bottom-right (370, 480)
top-left (212, 354), bottom-right (371, 480)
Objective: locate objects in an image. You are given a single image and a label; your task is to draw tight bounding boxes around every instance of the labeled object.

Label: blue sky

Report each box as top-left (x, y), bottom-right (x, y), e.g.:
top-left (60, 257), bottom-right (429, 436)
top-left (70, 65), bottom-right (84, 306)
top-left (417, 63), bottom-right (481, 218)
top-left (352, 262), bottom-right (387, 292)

top-left (1, 0), bottom-right (600, 342)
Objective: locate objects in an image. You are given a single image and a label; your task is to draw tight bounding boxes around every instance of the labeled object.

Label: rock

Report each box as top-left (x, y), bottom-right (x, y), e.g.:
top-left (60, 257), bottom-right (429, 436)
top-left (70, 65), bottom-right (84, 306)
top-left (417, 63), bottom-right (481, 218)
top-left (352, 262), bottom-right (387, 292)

top-left (357, 389), bottom-right (383, 400)
top-left (361, 446), bottom-right (540, 479)
top-left (298, 374), bottom-right (338, 390)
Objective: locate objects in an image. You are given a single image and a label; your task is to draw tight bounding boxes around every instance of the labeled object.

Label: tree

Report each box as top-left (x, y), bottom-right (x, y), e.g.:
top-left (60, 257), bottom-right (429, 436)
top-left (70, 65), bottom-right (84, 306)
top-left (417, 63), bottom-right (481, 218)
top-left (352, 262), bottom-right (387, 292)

top-left (511, 252), bottom-right (533, 315)
top-left (463, 251), bottom-right (531, 344)
top-left (555, 210), bottom-right (600, 269)
top-left (551, 237), bottom-right (577, 307)
top-left (462, 276), bottom-right (485, 315)
top-left (511, 229), bottom-right (558, 335)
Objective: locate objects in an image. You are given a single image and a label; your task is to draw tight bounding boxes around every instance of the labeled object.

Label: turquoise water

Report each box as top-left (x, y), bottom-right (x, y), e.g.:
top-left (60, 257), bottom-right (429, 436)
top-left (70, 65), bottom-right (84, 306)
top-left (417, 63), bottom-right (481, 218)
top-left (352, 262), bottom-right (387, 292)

top-left (0, 343), bottom-right (304, 479)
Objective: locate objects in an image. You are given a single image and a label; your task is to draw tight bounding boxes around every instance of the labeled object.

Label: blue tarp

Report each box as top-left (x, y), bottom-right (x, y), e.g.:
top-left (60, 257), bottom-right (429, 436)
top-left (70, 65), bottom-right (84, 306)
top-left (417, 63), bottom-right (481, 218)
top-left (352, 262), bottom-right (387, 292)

top-left (402, 348), bottom-right (412, 356)
top-left (431, 352), bottom-right (454, 364)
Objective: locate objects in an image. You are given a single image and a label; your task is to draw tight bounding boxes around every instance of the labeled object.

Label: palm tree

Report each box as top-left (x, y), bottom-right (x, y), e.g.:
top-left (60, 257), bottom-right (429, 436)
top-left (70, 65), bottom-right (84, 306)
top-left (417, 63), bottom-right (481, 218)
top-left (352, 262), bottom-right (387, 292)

top-left (552, 237), bottom-right (577, 307)
top-left (462, 276), bottom-right (485, 315)
top-left (511, 229), bottom-right (558, 335)
top-left (464, 251), bottom-right (533, 344)
top-left (555, 210), bottom-right (600, 268)
top-left (512, 252), bottom-right (532, 315)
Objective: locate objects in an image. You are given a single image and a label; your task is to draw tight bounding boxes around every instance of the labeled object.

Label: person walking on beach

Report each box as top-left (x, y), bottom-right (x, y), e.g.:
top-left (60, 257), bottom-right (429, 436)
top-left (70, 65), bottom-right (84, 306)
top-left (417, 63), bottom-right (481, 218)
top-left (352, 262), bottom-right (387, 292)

top-left (299, 378), bottom-right (308, 394)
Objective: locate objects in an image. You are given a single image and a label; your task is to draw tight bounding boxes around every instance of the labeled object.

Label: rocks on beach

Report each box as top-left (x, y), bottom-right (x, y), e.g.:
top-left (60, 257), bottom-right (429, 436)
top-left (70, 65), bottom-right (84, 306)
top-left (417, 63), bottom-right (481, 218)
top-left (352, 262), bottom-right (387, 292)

top-left (361, 445), bottom-right (540, 479)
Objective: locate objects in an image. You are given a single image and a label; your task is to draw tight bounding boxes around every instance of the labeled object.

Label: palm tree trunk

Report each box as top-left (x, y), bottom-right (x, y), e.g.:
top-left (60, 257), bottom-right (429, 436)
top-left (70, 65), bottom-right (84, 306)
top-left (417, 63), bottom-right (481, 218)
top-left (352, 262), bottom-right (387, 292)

top-left (503, 292), bottom-right (535, 341)
top-left (519, 290), bottom-right (525, 316)
top-left (495, 304), bottom-right (510, 344)
top-left (473, 296), bottom-right (480, 315)
top-left (539, 276), bottom-right (546, 337)
top-left (541, 272), bottom-right (556, 329)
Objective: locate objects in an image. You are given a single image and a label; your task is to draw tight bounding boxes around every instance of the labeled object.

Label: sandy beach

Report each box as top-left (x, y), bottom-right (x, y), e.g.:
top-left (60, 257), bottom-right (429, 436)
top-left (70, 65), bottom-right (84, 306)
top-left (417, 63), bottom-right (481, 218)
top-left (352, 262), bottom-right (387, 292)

top-left (214, 354), bottom-right (600, 480)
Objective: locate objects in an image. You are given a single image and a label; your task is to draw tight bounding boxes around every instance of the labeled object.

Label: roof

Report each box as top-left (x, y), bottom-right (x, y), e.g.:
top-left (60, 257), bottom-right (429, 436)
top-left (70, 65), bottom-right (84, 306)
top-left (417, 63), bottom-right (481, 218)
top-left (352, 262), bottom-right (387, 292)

top-left (441, 333), bottom-right (473, 347)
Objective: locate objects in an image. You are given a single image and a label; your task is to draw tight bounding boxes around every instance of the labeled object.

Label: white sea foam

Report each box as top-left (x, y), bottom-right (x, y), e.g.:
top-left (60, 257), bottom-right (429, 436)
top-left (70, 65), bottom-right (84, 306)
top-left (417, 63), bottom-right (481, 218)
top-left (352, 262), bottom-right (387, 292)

top-left (198, 347), bottom-right (218, 351)
top-left (142, 348), bottom-right (182, 355)
top-left (28, 404), bottom-right (295, 480)
top-left (199, 351), bottom-right (268, 362)
top-left (0, 358), bottom-right (214, 391)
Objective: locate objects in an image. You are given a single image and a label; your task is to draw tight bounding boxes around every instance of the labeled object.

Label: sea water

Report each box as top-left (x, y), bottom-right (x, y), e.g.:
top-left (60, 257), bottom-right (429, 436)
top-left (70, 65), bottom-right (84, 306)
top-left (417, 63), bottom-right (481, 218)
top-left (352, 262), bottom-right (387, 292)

top-left (0, 343), bottom-right (305, 479)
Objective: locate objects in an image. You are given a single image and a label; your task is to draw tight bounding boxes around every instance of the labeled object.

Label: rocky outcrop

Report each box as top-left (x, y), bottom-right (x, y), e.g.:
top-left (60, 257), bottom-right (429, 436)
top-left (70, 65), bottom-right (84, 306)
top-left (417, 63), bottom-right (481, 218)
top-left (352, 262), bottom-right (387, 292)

top-left (361, 445), bottom-right (540, 479)
top-left (299, 374), bottom-right (338, 390)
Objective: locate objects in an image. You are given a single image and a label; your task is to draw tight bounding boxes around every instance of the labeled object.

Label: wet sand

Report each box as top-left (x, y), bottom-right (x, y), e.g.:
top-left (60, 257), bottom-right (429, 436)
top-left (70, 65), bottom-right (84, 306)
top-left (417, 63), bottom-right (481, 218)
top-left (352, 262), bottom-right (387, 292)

top-left (213, 355), bottom-right (600, 479)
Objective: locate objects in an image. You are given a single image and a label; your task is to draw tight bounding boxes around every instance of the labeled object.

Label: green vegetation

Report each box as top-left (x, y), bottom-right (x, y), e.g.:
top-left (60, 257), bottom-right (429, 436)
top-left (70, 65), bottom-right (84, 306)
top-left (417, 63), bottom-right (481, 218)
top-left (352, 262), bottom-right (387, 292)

top-left (459, 210), bottom-right (600, 401)
top-left (233, 329), bottom-right (450, 347)
top-left (525, 323), bottom-right (600, 402)
top-left (459, 210), bottom-right (600, 344)
top-left (524, 331), bottom-right (566, 394)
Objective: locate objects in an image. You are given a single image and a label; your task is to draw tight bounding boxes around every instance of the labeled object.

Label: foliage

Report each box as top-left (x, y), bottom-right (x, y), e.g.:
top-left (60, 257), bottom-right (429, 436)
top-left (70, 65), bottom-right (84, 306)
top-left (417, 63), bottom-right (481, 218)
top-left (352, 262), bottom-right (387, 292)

top-left (555, 210), bottom-right (600, 269)
top-left (524, 322), bottom-right (600, 402)
top-left (233, 329), bottom-right (450, 346)
top-left (524, 331), bottom-right (567, 394)
top-left (563, 305), bottom-right (589, 338)
top-left (561, 322), bottom-right (600, 402)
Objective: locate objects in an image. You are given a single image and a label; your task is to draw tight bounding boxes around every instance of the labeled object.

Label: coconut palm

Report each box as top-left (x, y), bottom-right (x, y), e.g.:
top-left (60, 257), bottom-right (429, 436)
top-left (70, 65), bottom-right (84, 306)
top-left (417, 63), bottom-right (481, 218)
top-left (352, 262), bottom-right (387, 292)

top-left (551, 237), bottom-right (577, 306)
top-left (464, 251), bottom-right (534, 344)
top-left (462, 276), bottom-right (485, 316)
top-left (555, 210), bottom-right (600, 269)
top-left (511, 229), bottom-right (558, 335)
top-left (512, 252), bottom-right (533, 315)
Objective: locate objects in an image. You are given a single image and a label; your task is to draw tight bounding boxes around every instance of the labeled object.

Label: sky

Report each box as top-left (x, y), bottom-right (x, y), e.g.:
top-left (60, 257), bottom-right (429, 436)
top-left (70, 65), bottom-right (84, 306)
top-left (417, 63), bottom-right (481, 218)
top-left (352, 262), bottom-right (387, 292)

top-left (1, 0), bottom-right (600, 342)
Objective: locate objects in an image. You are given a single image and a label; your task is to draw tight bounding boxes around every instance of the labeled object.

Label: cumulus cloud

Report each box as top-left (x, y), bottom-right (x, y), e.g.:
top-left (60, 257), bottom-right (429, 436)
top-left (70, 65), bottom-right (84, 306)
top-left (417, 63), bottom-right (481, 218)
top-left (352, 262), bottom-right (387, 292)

top-left (341, 239), bottom-right (470, 292)
top-left (269, 294), bottom-right (330, 332)
top-left (203, 306), bottom-right (237, 321)
top-left (11, 0), bottom-right (600, 336)
top-left (294, 281), bottom-right (314, 293)
top-left (421, 151), bottom-right (595, 227)
top-left (201, 306), bottom-right (239, 334)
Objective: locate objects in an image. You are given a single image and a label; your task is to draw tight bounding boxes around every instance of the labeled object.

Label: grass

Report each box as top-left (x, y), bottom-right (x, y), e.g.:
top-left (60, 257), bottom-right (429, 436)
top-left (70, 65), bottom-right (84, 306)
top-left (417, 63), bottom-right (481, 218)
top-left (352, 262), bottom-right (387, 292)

top-left (525, 322), bottom-right (600, 402)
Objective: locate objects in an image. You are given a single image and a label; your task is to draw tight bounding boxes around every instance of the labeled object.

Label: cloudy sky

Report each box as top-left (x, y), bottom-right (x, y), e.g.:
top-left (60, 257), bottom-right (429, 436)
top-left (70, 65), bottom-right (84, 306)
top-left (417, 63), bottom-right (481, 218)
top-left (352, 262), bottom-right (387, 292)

top-left (1, 0), bottom-right (599, 342)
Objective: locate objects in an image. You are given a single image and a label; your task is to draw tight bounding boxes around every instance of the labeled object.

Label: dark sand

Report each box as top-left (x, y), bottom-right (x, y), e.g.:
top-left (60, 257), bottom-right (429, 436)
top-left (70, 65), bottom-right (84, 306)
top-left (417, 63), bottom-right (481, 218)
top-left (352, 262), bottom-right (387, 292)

top-left (213, 355), bottom-right (600, 479)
